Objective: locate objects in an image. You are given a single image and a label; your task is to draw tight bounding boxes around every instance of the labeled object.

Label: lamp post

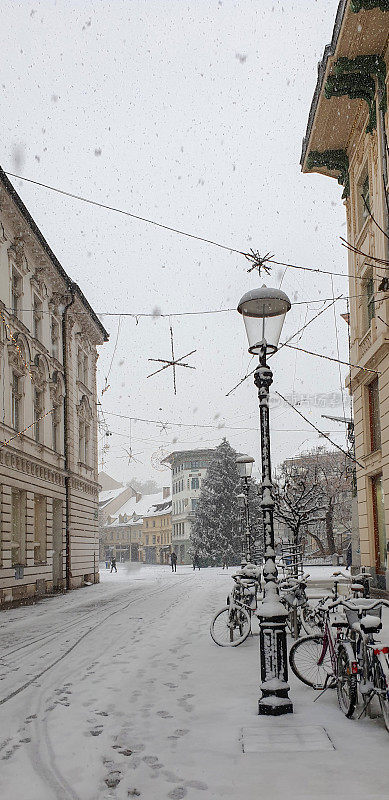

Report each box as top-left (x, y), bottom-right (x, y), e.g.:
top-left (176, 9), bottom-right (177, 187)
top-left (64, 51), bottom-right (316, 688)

top-left (236, 454), bottom-right (254, 562)
top-left (237, 286), bottom-right (293, 716)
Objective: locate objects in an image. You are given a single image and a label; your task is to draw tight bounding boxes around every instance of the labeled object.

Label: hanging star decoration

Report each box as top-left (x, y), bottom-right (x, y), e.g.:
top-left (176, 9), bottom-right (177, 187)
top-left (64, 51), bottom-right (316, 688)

top-left (121, 446), bottom-right (143, 465)
top-left (244, 250), bottom-right (273, 275)
top-left (147, 326), bottom-right (196, 395)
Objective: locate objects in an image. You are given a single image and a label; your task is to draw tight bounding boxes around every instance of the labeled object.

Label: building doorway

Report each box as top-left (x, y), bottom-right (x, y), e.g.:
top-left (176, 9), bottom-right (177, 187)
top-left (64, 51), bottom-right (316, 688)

top-left (372, 475), bottom-right (386, 585)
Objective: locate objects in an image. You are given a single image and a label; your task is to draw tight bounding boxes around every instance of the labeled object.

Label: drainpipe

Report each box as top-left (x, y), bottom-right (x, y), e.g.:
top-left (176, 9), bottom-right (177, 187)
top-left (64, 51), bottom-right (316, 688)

top-left (377, 87), bottom-right (389, 256)
top-left (62, 282), bottom-right (76, 591)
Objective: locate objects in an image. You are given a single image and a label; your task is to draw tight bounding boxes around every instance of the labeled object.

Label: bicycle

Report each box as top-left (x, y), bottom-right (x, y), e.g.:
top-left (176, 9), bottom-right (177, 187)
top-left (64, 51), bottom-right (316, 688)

top-left (210, 569), bottom-right (261, 647)
top-left (279, 573), bottom-right (310, 639)
top-left (299, 571), bottom-right (372, 636)
top-left (338, 597), bottom-right (389, 732)
top-left (289, 600), bottom-right (358, 717)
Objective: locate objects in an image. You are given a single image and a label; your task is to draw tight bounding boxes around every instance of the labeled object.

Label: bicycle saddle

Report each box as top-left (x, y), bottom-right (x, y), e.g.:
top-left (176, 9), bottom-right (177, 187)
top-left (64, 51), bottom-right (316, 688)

top-left (359, 616), bottom-right (382, 634)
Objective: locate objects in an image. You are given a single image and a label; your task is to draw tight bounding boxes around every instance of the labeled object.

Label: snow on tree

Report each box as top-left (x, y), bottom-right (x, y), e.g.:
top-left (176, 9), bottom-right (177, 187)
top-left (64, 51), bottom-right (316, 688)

top-left (273, 446), bottom-right (353, 555)
top-left (190, 439), bottom-right (242, 564)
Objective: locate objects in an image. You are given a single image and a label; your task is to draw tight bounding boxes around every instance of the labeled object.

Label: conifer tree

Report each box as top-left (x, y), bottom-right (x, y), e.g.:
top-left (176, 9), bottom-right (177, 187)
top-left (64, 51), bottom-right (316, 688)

top-left (190, 439), bottom-right (243, 564)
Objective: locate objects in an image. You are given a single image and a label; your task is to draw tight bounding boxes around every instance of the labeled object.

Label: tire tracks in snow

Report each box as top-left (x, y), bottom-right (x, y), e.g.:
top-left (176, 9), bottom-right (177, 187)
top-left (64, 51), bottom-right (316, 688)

top-left (0, 577), bottom-right (190, 707)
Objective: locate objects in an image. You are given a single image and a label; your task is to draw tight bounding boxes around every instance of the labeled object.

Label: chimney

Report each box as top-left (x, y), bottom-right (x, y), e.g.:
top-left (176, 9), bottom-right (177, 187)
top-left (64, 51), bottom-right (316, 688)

top-left (163, 486), bottom-right (170, 499)
top-left (135, 492), bottom-right (142, 503)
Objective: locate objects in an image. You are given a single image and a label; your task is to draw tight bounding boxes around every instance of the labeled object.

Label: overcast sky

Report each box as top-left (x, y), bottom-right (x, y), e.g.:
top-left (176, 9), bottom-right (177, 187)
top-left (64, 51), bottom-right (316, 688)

top-left (2, 0), bottom-right (351, 485)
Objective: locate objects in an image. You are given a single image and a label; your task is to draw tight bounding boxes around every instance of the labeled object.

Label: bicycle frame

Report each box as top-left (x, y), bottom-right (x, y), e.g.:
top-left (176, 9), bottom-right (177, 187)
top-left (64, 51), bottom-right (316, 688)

top-left (316, 613), bottom-right (356, 688)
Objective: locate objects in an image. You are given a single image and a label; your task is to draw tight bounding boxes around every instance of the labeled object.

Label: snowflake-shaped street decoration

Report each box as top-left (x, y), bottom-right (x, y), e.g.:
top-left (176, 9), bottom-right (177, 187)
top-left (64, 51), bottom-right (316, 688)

top-left (121, 447), bottom-right (142, 465)
top-left (147, 326), bottom-right (196, 395)
top-left (244, 250), bottom-right (273, 276)
top-left (158, 421), bottom-right (170, 434)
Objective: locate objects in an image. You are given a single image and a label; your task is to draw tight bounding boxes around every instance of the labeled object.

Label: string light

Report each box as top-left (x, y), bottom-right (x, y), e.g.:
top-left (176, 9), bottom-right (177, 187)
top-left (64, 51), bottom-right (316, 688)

top-left (0, 408), bottom-right (55, 451)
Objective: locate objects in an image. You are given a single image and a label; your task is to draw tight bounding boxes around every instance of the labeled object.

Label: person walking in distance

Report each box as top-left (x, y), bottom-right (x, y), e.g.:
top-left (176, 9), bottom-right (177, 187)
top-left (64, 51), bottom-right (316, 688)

top-left (192, 553), bottom-right (200, 570)
top-left (171, 551), bottom-right (177, 572)
top-left (110, 555), bottom-right (117, 573)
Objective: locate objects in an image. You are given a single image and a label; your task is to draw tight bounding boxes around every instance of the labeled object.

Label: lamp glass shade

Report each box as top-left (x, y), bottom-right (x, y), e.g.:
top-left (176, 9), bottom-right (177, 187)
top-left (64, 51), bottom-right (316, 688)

top-left (236, 454), bottom-right (254, 478)
top-left (237, 287), bottom-right (291, 354)
top-left (236, 492), bottom-right (246, 509)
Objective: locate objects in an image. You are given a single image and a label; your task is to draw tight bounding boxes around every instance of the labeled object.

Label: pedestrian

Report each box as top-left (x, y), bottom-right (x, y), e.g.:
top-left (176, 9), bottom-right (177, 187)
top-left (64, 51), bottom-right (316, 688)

top-left (346, 540), bottom-right (352, 570)
top-left (110, 555), bottom-right (117, 573)
top-left (170, 551), bottom-right (177, 572)
top-left (222, 558), bottom-right (228, 569)
top-left (193, 553), bottom-right (200, 570)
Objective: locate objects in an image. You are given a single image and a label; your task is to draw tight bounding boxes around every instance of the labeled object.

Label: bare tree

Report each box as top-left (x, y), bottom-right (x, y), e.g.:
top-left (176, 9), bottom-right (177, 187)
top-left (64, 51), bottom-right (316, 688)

top-left (273, 467), bottom-right (325, 551)
top-left (274, 447), bottom-right (353, 555)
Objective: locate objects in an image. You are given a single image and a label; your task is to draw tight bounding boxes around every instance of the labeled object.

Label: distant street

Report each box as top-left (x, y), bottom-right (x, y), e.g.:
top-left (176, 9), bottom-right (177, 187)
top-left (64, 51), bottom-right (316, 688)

top-left (1, 565), bottom-right (389, 800)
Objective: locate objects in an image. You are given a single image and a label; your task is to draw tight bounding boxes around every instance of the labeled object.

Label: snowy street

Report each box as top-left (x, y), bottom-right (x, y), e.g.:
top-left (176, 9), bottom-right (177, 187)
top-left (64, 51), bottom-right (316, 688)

top-left (1, 565), bottom-right (389, 800)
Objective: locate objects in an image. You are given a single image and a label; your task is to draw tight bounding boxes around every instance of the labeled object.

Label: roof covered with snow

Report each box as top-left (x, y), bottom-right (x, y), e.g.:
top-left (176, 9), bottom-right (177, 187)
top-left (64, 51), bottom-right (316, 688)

top-left (104, 490), bottom-right (171, 527)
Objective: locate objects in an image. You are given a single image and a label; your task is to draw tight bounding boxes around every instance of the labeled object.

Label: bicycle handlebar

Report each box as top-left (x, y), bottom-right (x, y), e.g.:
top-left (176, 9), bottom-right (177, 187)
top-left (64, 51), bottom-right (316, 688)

top-left (328, 598), bottom-right (389, 612)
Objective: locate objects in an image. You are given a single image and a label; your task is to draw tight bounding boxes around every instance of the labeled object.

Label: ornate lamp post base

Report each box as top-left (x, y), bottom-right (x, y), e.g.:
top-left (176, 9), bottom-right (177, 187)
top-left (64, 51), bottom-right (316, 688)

top-left (257, 582), bottom-right (293, 716)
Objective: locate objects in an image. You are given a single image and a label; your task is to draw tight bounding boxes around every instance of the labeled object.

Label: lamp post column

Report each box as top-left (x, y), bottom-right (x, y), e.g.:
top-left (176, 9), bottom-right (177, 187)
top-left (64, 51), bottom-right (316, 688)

top-left (254, 346), bottom-right (293, 716)
top-left (243, 479), bottom-right (251, 561)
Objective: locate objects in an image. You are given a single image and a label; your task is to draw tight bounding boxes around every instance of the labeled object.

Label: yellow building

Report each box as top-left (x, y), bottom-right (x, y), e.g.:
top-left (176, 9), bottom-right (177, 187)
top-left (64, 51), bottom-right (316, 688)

top-left (142, 489), bottom-right (172, 564)
top-left (301, 1), bottom-right (389, 588)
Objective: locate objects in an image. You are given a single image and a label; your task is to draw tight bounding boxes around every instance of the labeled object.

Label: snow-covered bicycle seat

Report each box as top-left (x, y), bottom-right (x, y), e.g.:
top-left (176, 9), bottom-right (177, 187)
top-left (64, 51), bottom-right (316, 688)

top-left (359, 616), bottom-right (382, 634)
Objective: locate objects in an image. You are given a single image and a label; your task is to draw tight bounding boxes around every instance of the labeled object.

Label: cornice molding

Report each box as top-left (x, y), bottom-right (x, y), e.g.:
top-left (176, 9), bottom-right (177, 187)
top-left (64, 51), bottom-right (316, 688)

top-left (325, 72), bottom-right (377, 134)
top-left (0, 448), bottom-right (66, 486)
top-left (351, 1), bottom-right (389, 11)
top-left (306, 149), bottom-right (350, 197)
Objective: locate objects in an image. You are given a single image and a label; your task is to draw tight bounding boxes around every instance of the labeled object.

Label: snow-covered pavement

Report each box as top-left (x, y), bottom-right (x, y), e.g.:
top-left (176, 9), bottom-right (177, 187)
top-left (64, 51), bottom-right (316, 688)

top-left (1, 564), bottom-right (389, 800)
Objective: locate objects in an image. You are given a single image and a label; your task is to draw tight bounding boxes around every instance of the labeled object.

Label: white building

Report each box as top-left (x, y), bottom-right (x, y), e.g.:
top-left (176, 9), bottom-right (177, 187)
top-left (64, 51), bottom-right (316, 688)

top-left (0, 167), bottom-right (108, 605)
top-left (162, 449), bottom-right (215, 563)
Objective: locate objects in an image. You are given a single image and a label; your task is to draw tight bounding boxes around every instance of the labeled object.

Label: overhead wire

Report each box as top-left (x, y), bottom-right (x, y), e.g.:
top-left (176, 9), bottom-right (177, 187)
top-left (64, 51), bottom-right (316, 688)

top-left (274, 391), bottom-right (364, 468)
top-left (5, 170), bottom-right (389, 283)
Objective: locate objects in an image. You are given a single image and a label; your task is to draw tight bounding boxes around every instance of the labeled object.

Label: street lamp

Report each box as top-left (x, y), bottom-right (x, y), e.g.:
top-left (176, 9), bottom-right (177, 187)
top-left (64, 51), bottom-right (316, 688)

top-left (236, 455), bottom-right (254, 562)
top-left (237, 286), bottom-right (293, 716)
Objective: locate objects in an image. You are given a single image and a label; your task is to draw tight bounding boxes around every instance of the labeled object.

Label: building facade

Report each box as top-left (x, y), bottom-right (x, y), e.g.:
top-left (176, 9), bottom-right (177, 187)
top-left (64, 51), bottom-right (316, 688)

top-left (0, 167), bottom-right (108, 604)
top-left (100, 488), bottom-right (171, 564)
top-left (142, 488), bottom-right (172, 564)
top-left (162, 449), bottom-right (215, 564)
top-left (301, 1), bottom-right (389, 587)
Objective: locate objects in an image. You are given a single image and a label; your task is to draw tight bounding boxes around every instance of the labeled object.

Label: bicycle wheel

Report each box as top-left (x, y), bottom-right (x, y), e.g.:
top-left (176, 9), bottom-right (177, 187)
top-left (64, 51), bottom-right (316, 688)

top-left (336, 646), bottom-right (357, 718)
top-left (210, 606), bottom-right (251, 647)
top-left (289, 635), bottom-right (333, 689)
top-left (301, 604), bottom-right (323, 636)
top-left (374, 658), bottom-right (389, 733)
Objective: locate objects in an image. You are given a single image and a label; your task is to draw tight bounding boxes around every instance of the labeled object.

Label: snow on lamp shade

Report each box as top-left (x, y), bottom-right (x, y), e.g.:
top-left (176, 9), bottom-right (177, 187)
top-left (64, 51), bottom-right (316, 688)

top-left (237, 286), bottom-right (291, 355)
top-left (236, 454), bottom-right (254, 479)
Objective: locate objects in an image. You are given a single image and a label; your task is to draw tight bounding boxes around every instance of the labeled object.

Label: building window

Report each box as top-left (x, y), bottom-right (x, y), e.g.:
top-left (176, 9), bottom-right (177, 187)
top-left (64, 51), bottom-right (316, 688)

top-left (191, 499), bottom-right (198, 511)
top-left (34, 494), bottom-right (47, 563)
top-left (11, 268), bottom-right (22, 316)
top-left (51, 318), bottom-right (60, 359)
top-left (77, 348), bottom-right (89, 385)
top-left (33, 294), bottom-right (43, 340)
top-left (79, 420), bottom-right (85, 462)
top-left (191, 478), bottom-right (199, 489)
top-left (11, 488), bottom-right (26, 566)
top-left (368, 378), bottom-right (381, 452)
top-left (363, 274), bottom-right (375, 332)
top-left (11, 372), bottom-right (21, 431)
top-left (361, 172), bottom-right (370, 223)
top-left (152, 520), bottom-right (155, 527)
top-left (33, 389), bottom-right (43, 442)
top-left (372, 475), bottom-right (386, 573)
top-left (358, 169), bottom-right (370, 229)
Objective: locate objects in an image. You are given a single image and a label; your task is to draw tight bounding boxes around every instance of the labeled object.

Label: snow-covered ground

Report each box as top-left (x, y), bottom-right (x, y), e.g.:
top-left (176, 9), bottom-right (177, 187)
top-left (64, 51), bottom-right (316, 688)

top-left (1, 564), bottom-right (389, 800)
